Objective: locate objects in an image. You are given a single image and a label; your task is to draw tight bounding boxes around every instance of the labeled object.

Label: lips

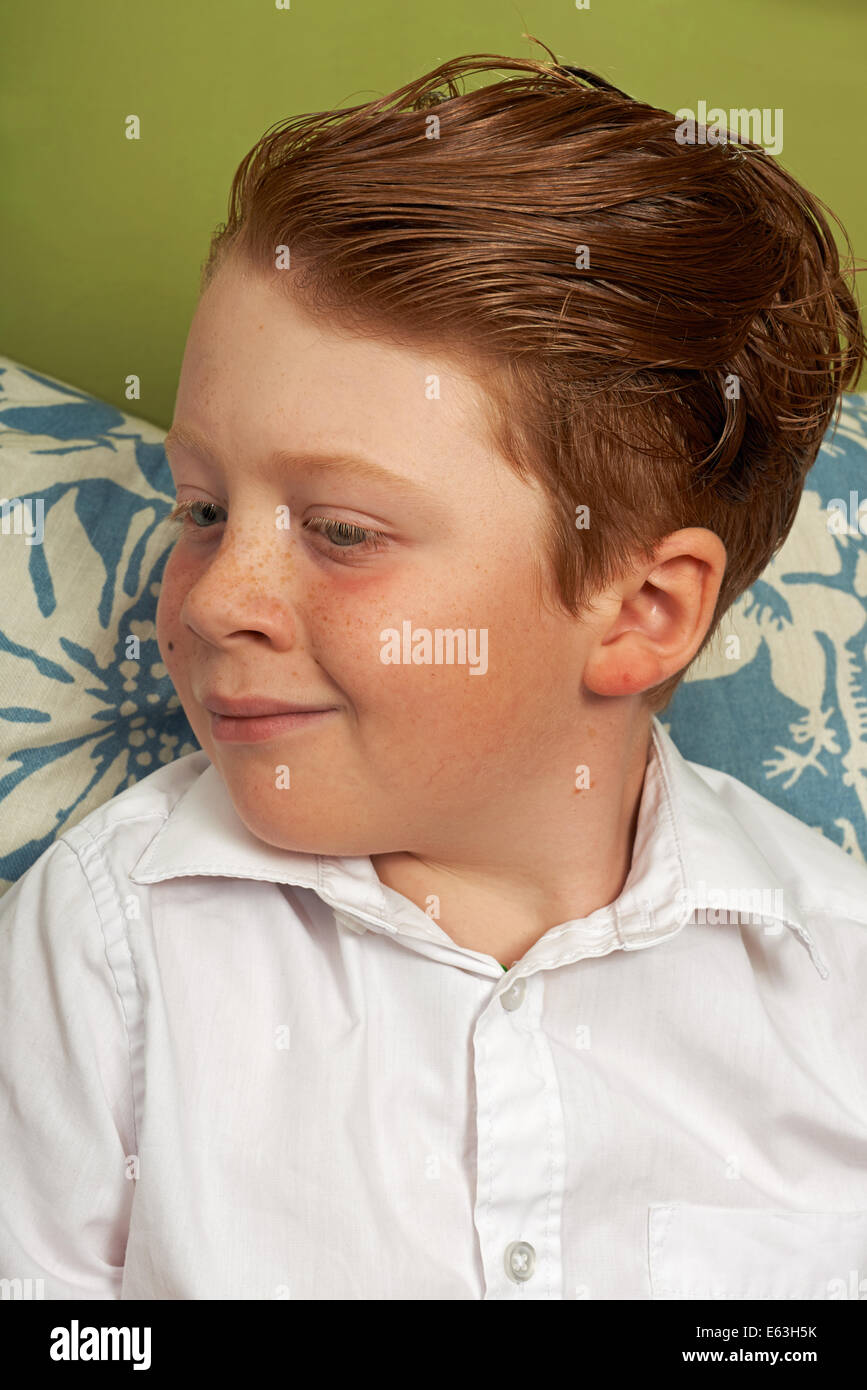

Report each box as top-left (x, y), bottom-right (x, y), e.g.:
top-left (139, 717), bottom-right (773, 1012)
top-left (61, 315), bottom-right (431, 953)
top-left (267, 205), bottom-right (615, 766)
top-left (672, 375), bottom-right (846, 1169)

top-left (201, 694), bottom-right (338, 718)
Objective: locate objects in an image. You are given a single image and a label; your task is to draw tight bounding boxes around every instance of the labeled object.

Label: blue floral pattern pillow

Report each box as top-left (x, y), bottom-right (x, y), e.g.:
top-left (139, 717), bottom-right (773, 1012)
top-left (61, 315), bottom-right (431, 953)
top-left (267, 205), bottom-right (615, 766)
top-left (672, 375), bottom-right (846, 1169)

top-left (662, 393), bottom-right (867, 866)
top-left (0, 354), bottom-right (865, 895)
top-left (0, 358), bottom-right (198, 892)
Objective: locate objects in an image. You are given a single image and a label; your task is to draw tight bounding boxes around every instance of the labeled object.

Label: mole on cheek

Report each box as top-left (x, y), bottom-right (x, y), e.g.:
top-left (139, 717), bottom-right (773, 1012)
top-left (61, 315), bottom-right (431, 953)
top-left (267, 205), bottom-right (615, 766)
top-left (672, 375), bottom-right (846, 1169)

top-left (167, 642), bottom-right (174, 651)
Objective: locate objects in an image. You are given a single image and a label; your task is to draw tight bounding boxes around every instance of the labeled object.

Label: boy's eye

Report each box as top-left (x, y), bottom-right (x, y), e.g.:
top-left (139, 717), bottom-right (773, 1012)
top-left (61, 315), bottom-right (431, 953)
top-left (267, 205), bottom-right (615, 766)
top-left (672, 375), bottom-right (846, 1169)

top-left (303, 516), bottom-right (388, 553)
top-left (166, 498), bottom-right (388, 557)
top-left (167, 498), bottom-right (226, 529)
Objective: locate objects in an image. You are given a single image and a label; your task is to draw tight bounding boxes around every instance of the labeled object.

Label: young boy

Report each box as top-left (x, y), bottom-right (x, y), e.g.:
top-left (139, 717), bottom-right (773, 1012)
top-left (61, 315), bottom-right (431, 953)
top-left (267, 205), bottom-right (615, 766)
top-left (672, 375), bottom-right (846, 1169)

top-left (2, 46), bottom-right (867, 1302)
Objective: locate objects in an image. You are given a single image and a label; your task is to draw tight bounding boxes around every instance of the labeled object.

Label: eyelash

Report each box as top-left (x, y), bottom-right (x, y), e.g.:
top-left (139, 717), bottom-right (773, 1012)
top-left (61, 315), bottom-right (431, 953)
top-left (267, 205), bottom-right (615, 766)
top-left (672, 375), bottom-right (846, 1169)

top-left (166, 498), bottom-right (389, 557)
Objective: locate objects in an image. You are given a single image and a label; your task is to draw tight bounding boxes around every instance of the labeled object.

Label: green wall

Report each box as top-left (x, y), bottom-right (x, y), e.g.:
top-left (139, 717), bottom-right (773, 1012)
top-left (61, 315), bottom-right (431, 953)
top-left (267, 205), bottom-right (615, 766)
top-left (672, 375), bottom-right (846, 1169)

top-left (3, 0), bottom-right (865, 425)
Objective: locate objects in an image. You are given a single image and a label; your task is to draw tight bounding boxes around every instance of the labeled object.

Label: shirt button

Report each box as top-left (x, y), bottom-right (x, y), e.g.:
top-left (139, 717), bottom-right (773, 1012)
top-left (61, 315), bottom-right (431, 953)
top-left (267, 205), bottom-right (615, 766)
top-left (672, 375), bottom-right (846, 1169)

top-left (500, 976), bottom-right (526, 1011)
top-left (504, 1240), bottom-right (536, 1283)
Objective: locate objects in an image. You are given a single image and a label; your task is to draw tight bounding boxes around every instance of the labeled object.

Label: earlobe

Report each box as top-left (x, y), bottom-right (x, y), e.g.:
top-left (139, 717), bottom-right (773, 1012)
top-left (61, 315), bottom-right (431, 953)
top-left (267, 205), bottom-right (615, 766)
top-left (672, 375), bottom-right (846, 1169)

top-left (582, 641), bottom-right (664, 698)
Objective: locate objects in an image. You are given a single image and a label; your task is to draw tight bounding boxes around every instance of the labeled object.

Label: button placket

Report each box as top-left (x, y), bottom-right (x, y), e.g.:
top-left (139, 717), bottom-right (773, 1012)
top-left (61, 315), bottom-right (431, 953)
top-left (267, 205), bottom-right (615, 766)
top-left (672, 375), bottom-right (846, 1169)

top-left (499, 974), bottom-right (538, 1290)
top-left (476, 967), bottom-right (565, 1297)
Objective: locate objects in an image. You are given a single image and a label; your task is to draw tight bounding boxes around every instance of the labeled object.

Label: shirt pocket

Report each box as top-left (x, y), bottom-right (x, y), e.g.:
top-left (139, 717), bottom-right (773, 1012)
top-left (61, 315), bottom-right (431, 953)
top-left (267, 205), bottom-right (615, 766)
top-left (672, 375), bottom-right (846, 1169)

top-left (648, 1203), bottom-right (867, 1300)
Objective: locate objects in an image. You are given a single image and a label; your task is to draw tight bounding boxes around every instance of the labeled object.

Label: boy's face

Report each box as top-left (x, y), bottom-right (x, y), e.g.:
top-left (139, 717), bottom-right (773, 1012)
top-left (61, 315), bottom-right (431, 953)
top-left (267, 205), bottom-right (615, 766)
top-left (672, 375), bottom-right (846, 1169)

top-left (157, 259), bottom-right (604, 856)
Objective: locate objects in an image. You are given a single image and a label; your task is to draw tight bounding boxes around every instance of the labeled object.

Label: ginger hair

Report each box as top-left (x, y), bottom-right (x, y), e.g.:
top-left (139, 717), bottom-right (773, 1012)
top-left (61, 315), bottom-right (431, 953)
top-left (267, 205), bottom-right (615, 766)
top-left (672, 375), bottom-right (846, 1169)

top-left (201, 39), bottom-right (865, 711)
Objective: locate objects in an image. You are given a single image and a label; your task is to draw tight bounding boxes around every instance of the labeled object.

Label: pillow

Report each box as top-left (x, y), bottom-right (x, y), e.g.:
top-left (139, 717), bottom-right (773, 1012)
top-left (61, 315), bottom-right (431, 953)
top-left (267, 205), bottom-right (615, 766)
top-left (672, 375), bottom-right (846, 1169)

top-left (1, 354), bottom-right (865, 896)
top-left (0, 357), bottom-right (199, 893)
top-left (663, 392), bottom-right (867, 866)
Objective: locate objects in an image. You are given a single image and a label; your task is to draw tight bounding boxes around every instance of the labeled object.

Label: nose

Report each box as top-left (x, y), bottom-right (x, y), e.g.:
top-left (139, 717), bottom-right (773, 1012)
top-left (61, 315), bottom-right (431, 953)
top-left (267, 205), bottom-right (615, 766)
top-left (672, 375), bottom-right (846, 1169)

top-left (179, 514), bottom-right (302, 650)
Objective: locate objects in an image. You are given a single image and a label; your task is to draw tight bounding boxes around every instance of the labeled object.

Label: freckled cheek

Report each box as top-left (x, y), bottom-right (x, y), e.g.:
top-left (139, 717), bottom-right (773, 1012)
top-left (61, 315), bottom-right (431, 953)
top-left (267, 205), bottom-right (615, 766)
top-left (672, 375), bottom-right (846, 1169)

top-left (327, 569), bottom-right (538, 736)
top-left (155, 547), bottom-right (200, 687)
top-left (310, 571), bottom-right (405, 699)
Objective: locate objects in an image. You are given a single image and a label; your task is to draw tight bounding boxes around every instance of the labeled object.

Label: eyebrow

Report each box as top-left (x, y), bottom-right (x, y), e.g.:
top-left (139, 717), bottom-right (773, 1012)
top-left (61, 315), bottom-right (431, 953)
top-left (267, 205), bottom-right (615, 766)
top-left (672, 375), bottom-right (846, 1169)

top-left (162, 422), bottom-right (445, 510)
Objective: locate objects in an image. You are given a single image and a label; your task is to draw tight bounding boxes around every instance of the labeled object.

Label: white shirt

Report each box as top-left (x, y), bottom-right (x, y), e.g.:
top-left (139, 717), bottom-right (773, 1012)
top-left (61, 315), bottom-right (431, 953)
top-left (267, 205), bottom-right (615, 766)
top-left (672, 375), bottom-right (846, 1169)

top-left (2, 715), bottom-right (867, 1302)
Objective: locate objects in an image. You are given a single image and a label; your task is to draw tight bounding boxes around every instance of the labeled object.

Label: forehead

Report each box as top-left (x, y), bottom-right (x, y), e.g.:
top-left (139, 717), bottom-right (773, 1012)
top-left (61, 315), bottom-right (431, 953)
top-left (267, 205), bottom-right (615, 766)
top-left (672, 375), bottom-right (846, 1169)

top-left (179, 264), bottom-right (483, 428)
top-left (172, 261), bottom-right (534, 508)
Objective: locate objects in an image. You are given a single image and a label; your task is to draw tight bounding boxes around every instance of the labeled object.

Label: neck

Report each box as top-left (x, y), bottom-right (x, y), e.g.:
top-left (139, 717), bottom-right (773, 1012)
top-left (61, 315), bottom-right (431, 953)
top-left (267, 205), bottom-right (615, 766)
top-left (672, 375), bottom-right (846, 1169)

top-left (371, 708), bottom-right (653, 967)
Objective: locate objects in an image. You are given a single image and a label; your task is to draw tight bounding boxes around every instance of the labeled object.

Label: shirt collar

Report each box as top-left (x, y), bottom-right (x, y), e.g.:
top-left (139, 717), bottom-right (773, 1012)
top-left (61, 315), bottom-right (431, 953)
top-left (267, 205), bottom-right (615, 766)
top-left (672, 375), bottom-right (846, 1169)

top-left (128, 717), bottom-right (828, 977)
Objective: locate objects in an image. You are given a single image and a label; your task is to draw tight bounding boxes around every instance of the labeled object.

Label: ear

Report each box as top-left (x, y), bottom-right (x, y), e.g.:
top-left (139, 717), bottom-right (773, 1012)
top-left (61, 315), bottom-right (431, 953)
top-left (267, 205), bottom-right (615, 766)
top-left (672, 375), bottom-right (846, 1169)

top-left (582, 528), bottom-right (727, 698)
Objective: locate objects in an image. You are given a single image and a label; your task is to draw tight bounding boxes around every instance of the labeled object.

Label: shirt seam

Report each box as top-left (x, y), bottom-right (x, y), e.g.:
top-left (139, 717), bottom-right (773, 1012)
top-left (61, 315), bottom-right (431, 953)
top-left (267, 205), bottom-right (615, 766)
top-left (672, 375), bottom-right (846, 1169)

top-left (56, 825), bottom-right (149, 1155)
top-left (649, 721), bottom-right (691, 899)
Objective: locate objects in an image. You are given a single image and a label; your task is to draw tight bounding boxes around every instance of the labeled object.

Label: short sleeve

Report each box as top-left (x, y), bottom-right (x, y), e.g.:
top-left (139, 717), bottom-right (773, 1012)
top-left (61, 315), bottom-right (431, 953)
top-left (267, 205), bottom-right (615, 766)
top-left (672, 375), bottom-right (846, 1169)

top-left (0, 838), bottom-right (136, 1299)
